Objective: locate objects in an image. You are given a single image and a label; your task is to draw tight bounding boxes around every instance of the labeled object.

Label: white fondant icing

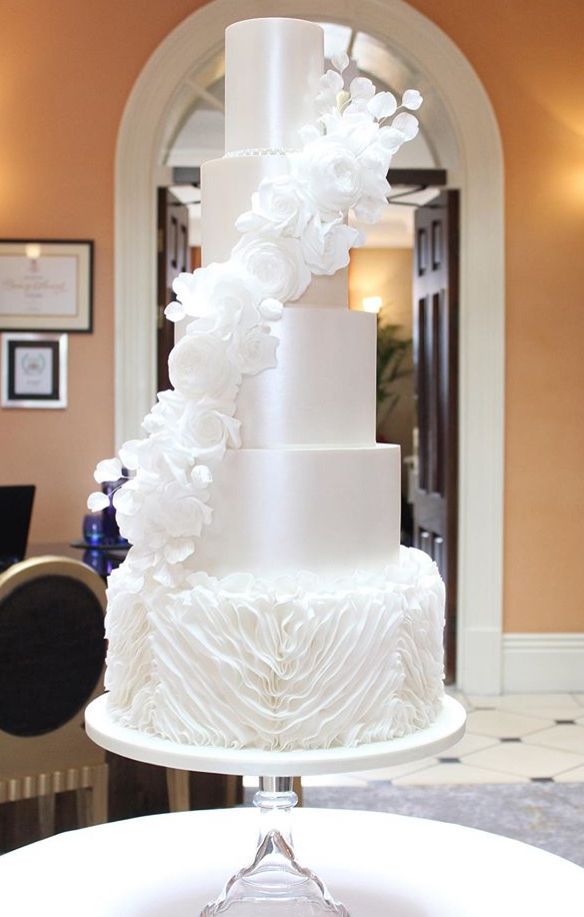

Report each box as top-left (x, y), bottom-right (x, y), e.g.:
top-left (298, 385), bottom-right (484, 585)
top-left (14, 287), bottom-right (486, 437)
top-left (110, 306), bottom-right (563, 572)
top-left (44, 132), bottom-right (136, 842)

top-left (105, 547), bottom-right (445, 751)
top-left (225, 18), bottom-right (323, 154)
top-left (189, 444), bottom-right (401, 579)
top-left (237, 307), bottom-right (376, 447)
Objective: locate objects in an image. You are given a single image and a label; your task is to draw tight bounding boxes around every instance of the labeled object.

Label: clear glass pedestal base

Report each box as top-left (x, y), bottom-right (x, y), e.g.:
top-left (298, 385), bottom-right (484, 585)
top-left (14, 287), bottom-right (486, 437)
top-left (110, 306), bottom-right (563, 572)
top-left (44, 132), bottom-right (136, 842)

top-left (201, 777), bottom-right (349, 916)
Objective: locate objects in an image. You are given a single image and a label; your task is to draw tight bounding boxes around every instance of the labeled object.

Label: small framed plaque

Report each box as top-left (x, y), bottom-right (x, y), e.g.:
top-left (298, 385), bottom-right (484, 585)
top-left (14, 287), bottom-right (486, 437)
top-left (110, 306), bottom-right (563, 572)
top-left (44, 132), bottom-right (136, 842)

top-left (1, 333), bottom-right (68, 409)
top-left (0, 240), bottom-right (93, 332)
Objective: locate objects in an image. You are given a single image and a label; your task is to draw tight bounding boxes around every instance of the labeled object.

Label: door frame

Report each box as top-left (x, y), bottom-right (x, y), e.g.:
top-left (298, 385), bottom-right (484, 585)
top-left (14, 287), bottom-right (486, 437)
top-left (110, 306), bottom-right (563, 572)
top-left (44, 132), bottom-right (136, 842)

top-left (113, 0), bottom-right (505, 695)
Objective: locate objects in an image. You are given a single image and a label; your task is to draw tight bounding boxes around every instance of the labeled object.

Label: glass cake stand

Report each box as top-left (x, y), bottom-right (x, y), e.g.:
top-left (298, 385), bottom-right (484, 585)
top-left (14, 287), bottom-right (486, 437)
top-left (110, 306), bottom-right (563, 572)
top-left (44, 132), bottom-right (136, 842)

top-left (85, 694), bottom-right (466, 916)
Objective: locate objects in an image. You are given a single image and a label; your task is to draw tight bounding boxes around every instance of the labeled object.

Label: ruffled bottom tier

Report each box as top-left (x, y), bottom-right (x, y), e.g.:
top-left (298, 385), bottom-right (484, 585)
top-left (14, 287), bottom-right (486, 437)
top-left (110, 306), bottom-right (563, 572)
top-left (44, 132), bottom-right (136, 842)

top-left (105, 547), bottom-right (445, 752)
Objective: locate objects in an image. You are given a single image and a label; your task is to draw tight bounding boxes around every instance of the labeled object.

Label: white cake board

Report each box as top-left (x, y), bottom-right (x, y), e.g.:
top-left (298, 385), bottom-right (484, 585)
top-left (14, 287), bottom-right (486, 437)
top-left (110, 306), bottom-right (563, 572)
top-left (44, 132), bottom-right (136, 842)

top-left (85, 694), bottom-right (466, 777)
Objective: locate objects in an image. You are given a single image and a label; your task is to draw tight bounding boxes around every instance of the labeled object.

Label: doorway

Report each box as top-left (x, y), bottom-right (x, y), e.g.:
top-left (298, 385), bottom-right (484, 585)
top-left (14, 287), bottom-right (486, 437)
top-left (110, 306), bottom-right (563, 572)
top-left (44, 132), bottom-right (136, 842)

top-left (346, 173), bottom-right (458, 681)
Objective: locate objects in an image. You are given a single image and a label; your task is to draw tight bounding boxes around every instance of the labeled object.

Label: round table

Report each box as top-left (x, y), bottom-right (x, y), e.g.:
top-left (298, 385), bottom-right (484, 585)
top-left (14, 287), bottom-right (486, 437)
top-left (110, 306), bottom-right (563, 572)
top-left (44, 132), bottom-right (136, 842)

top-left (1, 808), bottom-right (582, 916)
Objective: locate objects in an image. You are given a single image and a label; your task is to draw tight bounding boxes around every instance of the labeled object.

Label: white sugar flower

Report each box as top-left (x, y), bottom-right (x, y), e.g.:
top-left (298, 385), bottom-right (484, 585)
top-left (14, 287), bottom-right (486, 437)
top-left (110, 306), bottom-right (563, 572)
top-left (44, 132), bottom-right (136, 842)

top-left (301, 217), bottom-right (362, 275)
top-left (112, 482), bottom-right (142, 517)
top-left (233, 234), bottom-right (311, 303)
top-left (350, 77), bottom-right (375, 101)
top-left (320, 110), bottom-right (379, 157)
top-left (353, 194), bottom-right (388, 224)
top-left (106, 561), bottom-right (144, 596)
top-left (367, 91), bottom-right (398, 120)
top-left (206, 262), bottom-right (259, 313)
top-left (191, 464), bottom-right (213, 487)
top-left (236, 175), bottom-right (311, 237)
top-left (353, 150), bottom-right (391, 223)
top-left (294, 138), bottom-right (363, 214)
top-left (344, 76), bottom-right (376, 113)
top-left (94, 457), bottom-right (123, 483)
top-left (152, 561), bottom-right (182, 587)
top-left (118, 439), bottom-right (142, 471)
top-left (110, 484), bottom-right (146, 545)
top-left (176, 262), bottom-right (260, 333)
top-left (322, 69), bottom-right (344, 93)
top-left (87, 491), bottom-right (110, 512)
top-left (124, 436), bottom-right (172, 482)
top-left (172, 270), bottom-right (210, 318)
top-left (142, 389), bottom-right (185, 435)
top-left (155, 482), bottom-right (212, 539)
top-left (164, 300), bottom-right (185, 323)
top-left (168, 333), bottom-right (237, 399)
top-left (378, 125), bottom-right (409, 154)
top-left (359, 142), bottom-right (393, 180)
top-left (331, 51), bottom-right (349, 73)
top-left (184, 405), bottom-right (241, 461)
top-left (258, 298), bottom-right (284, 320)
top-left (402, 89), bottom-right (423, 111)
top-left (163, 539), bottom-right (195, 565)
top-left (391, 112), bottom-right (420, 141)
top-left (150, 435), bottom-right (200, 481)
top-left (235, 324), bottom-right (279, 375)
top-left (315, 69), bottom-right (344, 113)
top-left (113, 470), bottom-right (212, 551)
top-left (298, 123), bottom-right (322, 146)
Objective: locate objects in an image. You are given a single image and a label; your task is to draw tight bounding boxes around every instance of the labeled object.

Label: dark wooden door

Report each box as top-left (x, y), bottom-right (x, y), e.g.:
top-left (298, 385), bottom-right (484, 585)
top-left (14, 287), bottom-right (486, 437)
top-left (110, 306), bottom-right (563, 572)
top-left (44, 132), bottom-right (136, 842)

top-left (157, 188), bottom-right (189, 391)
top-left (412, 190), bottom-right (459, 681)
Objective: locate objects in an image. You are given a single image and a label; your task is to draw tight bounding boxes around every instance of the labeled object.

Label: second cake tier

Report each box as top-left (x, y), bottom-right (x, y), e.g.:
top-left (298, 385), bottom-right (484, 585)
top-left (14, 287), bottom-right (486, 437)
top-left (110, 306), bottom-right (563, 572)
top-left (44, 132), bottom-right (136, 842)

top-left (193, 444), bottom-right (401, 579)
top-left (237, 306), bottom-right (376, 447)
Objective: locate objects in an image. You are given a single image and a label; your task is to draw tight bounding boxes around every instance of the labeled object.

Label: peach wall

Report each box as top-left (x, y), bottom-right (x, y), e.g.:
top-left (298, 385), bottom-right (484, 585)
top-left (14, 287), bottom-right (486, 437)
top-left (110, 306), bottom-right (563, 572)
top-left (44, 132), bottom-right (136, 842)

top-left (0, 0), bottom-right (202, 544)
top-left (0, 0), bottom-right (583, 633)
top-left (406, 0), bottom-right (584, 632)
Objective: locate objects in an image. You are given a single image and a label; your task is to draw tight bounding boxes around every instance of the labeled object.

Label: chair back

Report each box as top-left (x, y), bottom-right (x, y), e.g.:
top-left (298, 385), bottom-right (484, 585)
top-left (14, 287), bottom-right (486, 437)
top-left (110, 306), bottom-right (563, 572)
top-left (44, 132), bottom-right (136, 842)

top-left (0, 556), bottom-right (106, 779)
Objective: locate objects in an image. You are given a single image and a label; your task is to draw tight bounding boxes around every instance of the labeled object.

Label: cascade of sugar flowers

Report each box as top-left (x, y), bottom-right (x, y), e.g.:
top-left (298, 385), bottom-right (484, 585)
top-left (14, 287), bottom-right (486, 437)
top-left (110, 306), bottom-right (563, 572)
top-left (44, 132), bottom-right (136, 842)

top-left (88, 54), bottom-right (422, 589)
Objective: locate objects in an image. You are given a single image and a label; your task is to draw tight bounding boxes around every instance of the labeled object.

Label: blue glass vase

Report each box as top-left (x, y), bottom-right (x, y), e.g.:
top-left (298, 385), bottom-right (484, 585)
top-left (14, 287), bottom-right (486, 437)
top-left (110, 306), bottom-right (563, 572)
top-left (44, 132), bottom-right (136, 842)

top-left (83, 513), bottom-right (104, 546)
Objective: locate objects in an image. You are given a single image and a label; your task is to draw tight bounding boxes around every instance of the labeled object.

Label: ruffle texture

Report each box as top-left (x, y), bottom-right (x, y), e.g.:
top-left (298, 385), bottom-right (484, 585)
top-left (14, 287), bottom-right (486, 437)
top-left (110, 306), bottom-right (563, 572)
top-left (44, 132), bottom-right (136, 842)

top-left (105, 546), bottom-right (445, 751)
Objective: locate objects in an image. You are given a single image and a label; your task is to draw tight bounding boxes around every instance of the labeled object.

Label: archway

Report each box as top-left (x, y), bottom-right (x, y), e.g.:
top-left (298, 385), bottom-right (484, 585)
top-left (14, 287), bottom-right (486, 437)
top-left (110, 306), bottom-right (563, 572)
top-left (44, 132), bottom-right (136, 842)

top-left (114, 0), bottom-right (505, 695)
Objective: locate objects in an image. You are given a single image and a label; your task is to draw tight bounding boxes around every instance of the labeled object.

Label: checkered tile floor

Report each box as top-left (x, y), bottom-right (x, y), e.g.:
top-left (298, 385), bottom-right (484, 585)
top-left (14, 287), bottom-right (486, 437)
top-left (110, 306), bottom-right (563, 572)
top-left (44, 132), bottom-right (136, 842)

top-left (243, 692), bottom-right (584, 788)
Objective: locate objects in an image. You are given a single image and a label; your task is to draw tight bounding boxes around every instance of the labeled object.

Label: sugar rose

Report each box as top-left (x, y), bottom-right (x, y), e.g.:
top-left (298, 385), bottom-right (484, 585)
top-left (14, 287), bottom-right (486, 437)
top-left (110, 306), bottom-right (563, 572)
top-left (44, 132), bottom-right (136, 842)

top-left (233, 234), bottom-right (311, 304)
top-left (168, 333), bottom-right (235, 399)
top-left (184, 406), bottom-right (241, 462)
top-left (237, 175), bottom-right (311, 238)
top-left (235, 324), bottom-right (279, 375)
top-left (295, 138), bottom-right (363, 215)
top-left (301, 217), bottom-right (362, 276)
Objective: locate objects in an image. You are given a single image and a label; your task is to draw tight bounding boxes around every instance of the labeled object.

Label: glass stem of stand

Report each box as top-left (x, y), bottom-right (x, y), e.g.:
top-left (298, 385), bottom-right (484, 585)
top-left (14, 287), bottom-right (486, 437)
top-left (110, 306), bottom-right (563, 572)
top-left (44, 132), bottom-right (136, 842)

top-left (254, 775), bottom-right (297, 854)
top-left (200, 773), bottom-right (350, 915)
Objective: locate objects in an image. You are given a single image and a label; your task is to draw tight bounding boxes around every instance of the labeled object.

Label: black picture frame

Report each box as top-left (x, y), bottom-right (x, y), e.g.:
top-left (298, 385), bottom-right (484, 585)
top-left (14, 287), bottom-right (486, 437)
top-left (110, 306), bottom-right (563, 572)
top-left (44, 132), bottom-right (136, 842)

top-left (1, 333), bottom-right (68, 409)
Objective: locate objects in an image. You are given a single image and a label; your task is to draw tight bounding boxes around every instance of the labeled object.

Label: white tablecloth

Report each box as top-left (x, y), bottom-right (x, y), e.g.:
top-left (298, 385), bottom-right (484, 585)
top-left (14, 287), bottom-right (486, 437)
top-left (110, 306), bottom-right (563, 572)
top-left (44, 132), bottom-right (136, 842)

top-left (1, 808), bottom-right (582, 916)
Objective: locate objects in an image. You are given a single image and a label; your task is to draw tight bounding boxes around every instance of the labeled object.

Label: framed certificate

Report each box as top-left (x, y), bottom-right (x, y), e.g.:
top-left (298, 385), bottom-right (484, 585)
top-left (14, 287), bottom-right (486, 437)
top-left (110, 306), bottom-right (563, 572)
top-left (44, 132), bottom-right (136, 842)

top-left (0, 240), bottom-right (93, 332)
top-left (1, 333), bottom-right (68, 409)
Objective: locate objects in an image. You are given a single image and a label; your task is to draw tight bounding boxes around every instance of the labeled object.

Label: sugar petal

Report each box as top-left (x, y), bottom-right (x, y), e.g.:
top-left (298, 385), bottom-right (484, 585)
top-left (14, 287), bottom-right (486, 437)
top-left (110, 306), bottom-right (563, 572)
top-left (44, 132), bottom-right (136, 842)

top-left (87, 491), bottom-right (109, 512)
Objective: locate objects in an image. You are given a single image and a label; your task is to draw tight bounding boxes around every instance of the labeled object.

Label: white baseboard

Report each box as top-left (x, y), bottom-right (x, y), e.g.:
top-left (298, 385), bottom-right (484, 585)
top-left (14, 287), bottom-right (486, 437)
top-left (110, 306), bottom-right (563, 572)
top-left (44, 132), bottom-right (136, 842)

top-left (457, 627), bottom-right (502, 695)
top-left (503, 633), bottom-right (584, 693)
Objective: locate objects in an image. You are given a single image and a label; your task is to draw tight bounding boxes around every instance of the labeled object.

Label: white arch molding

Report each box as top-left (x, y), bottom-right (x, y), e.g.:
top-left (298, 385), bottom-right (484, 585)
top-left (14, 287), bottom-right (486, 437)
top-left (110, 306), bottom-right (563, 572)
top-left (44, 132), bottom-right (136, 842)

top-left (114, 0), bottom-right (505, 695)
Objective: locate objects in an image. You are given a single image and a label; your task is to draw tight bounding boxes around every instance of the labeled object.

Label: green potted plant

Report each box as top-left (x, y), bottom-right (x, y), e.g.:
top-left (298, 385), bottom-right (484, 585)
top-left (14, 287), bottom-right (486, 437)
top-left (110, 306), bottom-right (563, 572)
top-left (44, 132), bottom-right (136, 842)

top-left (376, 316), bottom-right (412, 435)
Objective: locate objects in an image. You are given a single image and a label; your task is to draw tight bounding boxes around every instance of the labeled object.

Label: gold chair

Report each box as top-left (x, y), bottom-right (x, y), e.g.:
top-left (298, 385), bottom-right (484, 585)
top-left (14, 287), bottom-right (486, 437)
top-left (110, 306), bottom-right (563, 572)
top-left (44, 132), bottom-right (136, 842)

top-left (0, 556), bottom-right (108, 845)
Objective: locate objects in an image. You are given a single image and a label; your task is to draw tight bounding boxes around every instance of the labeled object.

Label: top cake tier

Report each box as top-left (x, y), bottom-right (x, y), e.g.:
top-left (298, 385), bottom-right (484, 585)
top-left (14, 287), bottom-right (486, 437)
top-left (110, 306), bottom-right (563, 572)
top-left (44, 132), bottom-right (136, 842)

top-left (224, 18), bottom-right (324, 153)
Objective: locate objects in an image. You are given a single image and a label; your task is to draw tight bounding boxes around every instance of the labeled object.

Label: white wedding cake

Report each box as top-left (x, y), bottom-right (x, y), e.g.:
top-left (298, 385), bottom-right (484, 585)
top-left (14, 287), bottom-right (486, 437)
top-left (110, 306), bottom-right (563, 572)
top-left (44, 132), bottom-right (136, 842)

top-left (92, 18), bottom-right (445, 751)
